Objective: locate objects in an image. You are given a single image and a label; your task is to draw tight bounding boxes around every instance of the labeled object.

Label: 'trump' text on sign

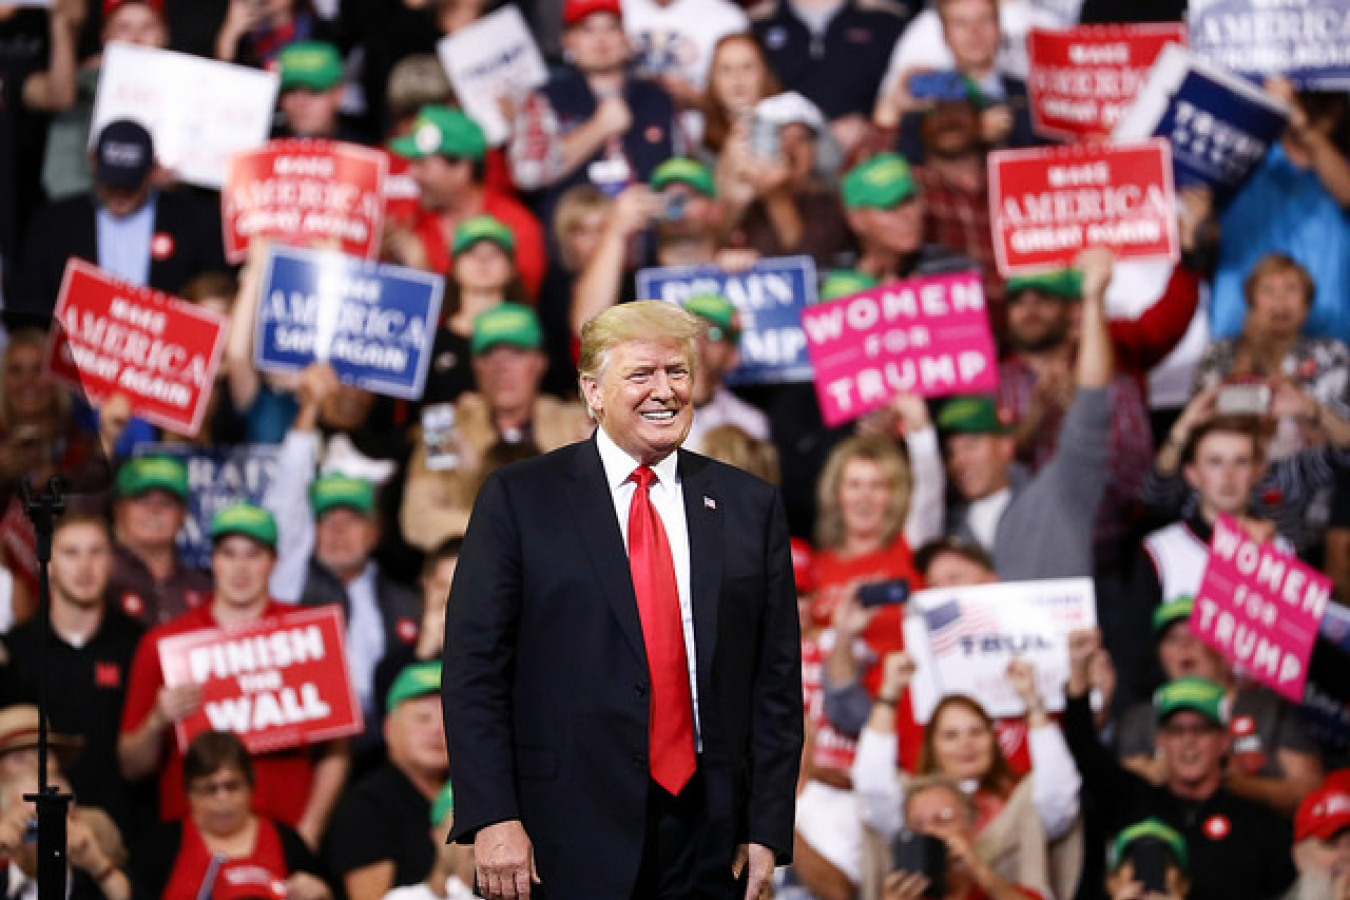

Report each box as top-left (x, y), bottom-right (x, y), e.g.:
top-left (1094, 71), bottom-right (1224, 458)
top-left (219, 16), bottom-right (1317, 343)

top-left (800, 271), bottom-right (998, 426)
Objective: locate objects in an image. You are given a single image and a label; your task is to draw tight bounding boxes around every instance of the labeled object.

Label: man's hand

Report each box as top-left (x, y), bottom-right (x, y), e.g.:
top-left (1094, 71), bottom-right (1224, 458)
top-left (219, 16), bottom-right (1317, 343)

top-left (155, 684), bottom-right (202, 725)
top-left (1066, 627), bottom-right (1103, 697)
top-left (1075, 247), bottom-right (1115, 301)
top-left (594, 96), bottom-right (633, 140)
top-left (475, 820), bottom-right (539, 900)
top-left (883, 870), bottom-right (932, 900)
top-left (732, 842), bottom-right (775, 900)
top-left (879, 651), bottom-right (916, 702)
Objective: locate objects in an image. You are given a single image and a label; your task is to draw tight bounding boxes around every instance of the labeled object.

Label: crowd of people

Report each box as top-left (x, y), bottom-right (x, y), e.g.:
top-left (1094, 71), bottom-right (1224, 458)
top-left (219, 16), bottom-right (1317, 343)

top-left (1, 0), bottom-right (1350, 897)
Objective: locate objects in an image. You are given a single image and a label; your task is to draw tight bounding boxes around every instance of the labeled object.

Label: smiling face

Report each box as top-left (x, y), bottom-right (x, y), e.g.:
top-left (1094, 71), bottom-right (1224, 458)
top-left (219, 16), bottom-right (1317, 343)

top-left (1157, 621), bottom-right (1226, 682)
top-left (838, 457), bottom-right (893, 544)
top-left (930, 703), bottom-right (996, 782)
top-left (581, 339), bottom-right (694, 465)
top-left (1156, 709), bottom-right (1228, 789)
top-left (115, 489), bottom-right (187, 552)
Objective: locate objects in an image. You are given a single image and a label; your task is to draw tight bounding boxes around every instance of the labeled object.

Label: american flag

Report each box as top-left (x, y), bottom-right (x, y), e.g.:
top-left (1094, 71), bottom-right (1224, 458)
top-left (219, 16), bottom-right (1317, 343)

top-left (924, 598), bottom-right (1002, 655)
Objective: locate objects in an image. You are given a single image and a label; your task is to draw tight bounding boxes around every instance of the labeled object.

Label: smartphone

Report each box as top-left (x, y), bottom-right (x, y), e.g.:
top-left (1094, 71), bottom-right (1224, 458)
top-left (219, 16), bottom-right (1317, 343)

top-left (21, 817), bottom-right (38, 845)
top-left (1126, 838), bottom-right (1171, 895)
top-left (891, 829), bottom-right (946, 898)
top-left (1215, 382), bottom-right (1271, 417)
top-left (421, 403), bottom-right (459, 471)
top-left (748, 113), bottom-right (780, 160)
top-left (908, 71), bottom-right (969, 103)
top-left (858, 578), bottom-right (910, 608)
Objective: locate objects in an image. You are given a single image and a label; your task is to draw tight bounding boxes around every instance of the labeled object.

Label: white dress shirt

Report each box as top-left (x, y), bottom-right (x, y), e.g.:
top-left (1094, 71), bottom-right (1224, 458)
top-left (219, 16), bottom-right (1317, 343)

top-left (595, 427), bottom-right (703, 745)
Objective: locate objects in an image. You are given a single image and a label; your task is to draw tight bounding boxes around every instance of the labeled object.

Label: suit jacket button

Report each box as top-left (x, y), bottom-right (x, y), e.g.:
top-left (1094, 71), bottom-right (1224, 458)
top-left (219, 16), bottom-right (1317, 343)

top-left (635, 683), bottom-right (647, 698)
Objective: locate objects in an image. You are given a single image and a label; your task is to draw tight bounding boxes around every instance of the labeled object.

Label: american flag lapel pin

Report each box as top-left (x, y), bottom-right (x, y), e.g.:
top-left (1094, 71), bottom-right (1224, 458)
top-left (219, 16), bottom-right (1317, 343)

top-left (704, 496), bottom-right (716, 510)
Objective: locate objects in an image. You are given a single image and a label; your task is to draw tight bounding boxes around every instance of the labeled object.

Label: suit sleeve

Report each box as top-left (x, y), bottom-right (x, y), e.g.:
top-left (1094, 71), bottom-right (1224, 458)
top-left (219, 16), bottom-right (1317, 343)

top-left (443, 472), bottom-right (526, 844)
top-left (748, 488), bottom-right (805, 863)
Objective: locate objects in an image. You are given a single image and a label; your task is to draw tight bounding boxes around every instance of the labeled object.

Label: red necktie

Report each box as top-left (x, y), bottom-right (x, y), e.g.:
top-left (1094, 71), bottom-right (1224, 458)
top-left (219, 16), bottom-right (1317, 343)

top-left (627, 465), bottom-right (696, 795)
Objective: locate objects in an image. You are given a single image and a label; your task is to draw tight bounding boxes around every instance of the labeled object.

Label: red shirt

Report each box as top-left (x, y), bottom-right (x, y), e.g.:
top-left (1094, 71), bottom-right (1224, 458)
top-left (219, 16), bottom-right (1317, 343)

top-left (408, 192), bottom-right (547, 300)
top-left (814, 536), bottom-right (926, 772)
top-left (120, 601), bottom-right (318, 826)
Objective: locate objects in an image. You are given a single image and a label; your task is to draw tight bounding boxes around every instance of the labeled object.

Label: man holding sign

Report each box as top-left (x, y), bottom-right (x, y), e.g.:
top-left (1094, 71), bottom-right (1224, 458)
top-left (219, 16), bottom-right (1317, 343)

top-left (118, 503), bottom-right (350, 849)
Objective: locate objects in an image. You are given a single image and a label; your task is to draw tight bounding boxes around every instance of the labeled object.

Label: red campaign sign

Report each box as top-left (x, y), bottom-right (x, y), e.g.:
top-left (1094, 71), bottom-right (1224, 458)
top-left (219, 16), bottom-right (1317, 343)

top-left (1191, 515), bottom-right (1331, 702)
top-left (157, 605), bottom-right (363, 754)
top-left (800, 271), bottom-right (998, 427)
top-left (382, 151), bottom-right (423, 225)
top-left (988, 139), bottom-right (1179, 276)
top-left (1027, 24), bottom-right (1187, 141)
top-left (44, 261), bottom-right (226, 436)
top-left (222, 139), bottom-right (388, 263)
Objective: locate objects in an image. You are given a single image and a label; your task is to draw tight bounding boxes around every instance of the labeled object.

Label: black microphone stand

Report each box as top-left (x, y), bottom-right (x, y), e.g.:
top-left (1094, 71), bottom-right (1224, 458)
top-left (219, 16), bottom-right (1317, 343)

top-left (20, 476), bottom-right (73, 900)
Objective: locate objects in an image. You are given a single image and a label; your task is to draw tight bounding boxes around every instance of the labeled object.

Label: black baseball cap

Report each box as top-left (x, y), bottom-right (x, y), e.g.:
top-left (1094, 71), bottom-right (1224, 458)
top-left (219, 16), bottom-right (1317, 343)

top-left (95, 119), bottom-right (155, 190)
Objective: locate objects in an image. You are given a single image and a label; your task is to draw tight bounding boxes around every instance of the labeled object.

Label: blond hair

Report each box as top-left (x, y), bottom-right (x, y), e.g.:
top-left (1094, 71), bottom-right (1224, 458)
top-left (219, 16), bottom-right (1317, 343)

top-left (701, 424), bottom-right (781, 484)
top-left (577, 301), bottom-right (702, 416)
top-left (814, 434), bottom-right (912, 551)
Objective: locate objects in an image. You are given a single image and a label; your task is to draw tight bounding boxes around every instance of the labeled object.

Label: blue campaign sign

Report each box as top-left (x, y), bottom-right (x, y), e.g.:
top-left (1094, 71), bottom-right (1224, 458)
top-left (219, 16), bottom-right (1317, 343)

top-left (1189, 0), bottom-right (1350, 90)
top-left (255, 246), bottom-right (444, 400)
top-left (635, 255), bottom-right (817, 386)
top-left (134, 444), bottom-right (279, 570)
top-left (1114, 44), bottom-right (1288, 208)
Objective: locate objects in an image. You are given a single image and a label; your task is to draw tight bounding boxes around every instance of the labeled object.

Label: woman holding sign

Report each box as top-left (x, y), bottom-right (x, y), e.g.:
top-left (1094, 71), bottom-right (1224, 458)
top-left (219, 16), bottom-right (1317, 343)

top-left (853, 654), bottom-right (1084, 900)
top-left (135, 731), bottom-right (335, 900)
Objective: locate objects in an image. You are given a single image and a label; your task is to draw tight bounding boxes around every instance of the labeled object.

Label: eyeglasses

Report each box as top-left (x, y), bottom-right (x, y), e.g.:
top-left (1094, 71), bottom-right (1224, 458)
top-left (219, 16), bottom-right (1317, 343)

top-left (189, 777), bottom-right (248, 797)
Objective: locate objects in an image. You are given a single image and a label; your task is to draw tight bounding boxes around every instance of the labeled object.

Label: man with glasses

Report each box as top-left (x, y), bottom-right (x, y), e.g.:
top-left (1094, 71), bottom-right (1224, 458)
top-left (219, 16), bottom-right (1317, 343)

top-left (1062, 629), bottom-right (1295, 900)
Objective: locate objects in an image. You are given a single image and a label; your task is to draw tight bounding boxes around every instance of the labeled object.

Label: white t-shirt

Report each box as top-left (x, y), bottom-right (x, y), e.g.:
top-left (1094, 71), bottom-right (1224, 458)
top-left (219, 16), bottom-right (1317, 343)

top-left (878, 0), bottom-right (1071, 98)
top-left (622, 0), bottom-right (750, 90)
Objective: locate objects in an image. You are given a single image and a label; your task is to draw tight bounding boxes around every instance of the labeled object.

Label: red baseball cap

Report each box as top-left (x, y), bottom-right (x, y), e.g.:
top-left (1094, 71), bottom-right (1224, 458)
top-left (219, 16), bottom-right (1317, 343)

top-left (103, 0), bottom-right (164, 17)
top-left (790, 538), bottom-right (816, 597)
top-left (563, 0), bottom-right (622, 27)
top-left (1294, 771), bottom-right (1350, 843)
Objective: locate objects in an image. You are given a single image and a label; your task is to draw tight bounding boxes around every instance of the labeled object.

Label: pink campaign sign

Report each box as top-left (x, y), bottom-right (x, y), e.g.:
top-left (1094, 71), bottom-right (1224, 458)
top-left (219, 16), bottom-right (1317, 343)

top-left (800, 271), bottom-right (998, 427)
top-left (1192, 514), bottom-right (1331, 702)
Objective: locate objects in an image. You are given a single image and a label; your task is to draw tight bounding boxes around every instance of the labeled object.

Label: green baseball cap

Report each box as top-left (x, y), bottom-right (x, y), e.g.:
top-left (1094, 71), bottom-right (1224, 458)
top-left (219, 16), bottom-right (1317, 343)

top-left (1153, 596), bottom-right (1195, 635)
top-left (1006, 269), bottom-right (1084, 302)
top-left (842, 153), bottom-right (918, 210)
top-left (117, 456), bottom-right (189, 501)
top-left (651, 157), bottom-right (715, 197)
top-left (310, 474), bottom-right (375, 519)
top-left (936, 396), bottom-right (1013, 435)
top-left (388, 106), bottom-right (486, 161)
top-left (1109, 819), bottom-right (1189, 873)
top-left (819, 270), bottom-right (879, 302)
top-left (471, 303), bottom-right (544, 355)
top-left (430, 782), bottom-right (454, 827)
top-left (278, 41), bottom-right (344, 92)
top-left (209, 503), bottom-right (278, 550)
top-left (387, 660), bottom-right (442, 710)
top-left (1155, 677), bottom-right (1228, 726)
top-left (683, 294), bottom-right (740, 343)
top-left (452, 214), bottom-right (515, 256)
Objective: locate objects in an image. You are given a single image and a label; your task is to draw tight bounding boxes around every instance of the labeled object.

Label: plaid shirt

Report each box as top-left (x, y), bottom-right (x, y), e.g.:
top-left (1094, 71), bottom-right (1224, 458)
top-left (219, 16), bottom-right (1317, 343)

top-left (915, 162), bottom-right (1008, 344)
top-left (999, 358), bottom-right (1154, 567)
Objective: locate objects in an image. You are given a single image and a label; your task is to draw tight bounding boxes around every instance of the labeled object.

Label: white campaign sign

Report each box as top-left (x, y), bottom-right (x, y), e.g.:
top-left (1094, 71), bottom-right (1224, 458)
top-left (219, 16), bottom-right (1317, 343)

top-left (903, 578), bottom-right (1096, 722)
top-left (437, 6), bottom-right (548, 146)
top-left (91, 43), bottom-right (279, 189)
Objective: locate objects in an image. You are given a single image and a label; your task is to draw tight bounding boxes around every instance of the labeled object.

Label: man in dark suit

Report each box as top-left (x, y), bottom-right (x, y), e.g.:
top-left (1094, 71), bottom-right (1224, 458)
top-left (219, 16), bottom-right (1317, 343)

top-left (9, 118), bottom-right (226, 319)
top-left (444, 300), bottom-right (803, 900)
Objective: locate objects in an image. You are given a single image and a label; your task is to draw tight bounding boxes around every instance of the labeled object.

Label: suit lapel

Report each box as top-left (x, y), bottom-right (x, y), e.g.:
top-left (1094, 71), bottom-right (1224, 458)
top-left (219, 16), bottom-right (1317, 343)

top-left (679, 451), bottom-right (722, 687)
top-left (566, 438), bottom-right (647, 663)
